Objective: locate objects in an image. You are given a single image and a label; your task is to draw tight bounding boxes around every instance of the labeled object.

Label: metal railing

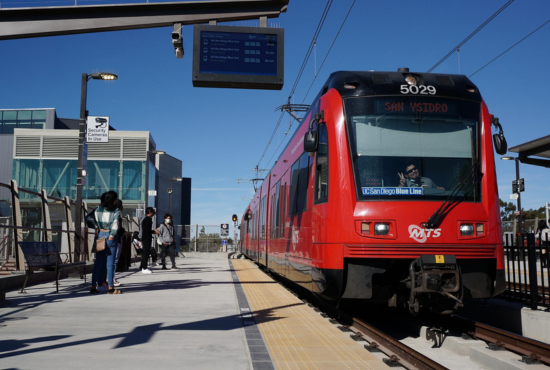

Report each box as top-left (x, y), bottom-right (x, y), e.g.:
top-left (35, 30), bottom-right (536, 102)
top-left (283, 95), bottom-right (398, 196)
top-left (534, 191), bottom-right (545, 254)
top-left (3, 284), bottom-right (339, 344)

top-left (0, 180), bottom-right (88, 271)
top-left (179, 224), bottom-right (238, 253)
top-left (502, 232), bottom-right (550, 310)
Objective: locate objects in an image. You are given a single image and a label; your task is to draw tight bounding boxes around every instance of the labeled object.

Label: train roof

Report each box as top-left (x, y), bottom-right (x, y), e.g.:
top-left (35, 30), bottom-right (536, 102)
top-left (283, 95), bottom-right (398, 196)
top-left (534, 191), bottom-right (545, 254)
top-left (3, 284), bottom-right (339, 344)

top-left (319, 69), bottom-right (482, 101)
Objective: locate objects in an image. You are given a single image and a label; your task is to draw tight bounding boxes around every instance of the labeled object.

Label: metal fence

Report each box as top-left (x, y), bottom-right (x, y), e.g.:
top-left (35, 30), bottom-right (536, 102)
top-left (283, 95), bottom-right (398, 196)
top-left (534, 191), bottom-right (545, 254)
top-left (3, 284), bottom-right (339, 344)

top-left (179, 224), bottom-right (238, 253)
top-left (502, 232), bottom-right (550, 310)
top-left (502, 219), bottom-right (542, 234)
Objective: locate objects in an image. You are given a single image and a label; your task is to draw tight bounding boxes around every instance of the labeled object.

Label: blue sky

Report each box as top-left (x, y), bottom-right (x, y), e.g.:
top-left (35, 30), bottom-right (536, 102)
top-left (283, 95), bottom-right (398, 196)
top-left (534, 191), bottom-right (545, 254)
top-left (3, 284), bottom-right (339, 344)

top-left (1, 0), bottom-right (550, 225)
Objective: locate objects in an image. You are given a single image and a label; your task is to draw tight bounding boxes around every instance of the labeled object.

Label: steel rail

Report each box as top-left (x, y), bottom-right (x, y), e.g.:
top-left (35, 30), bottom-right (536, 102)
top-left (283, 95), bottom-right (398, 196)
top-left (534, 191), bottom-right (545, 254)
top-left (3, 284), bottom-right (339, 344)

top-left (350, 318), bottom-right (449, 370)
top-left (451, 315), bottom-right (550, 365)
top-left (271, 272), bottom-right (449, 370)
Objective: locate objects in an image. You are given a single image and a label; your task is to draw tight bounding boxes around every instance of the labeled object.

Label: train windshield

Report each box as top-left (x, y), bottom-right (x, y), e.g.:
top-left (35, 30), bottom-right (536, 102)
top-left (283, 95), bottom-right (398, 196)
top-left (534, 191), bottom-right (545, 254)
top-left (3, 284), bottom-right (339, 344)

top-left (344, 96), bottom-right (481, 201)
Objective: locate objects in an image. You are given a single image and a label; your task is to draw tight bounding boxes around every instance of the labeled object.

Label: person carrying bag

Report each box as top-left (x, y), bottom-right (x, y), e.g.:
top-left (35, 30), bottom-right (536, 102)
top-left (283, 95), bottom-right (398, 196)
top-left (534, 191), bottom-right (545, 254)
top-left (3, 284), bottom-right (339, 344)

top-left (86, 191), bottom-right (122, 294)
top-left (157, 213), bottom-right (178, 270)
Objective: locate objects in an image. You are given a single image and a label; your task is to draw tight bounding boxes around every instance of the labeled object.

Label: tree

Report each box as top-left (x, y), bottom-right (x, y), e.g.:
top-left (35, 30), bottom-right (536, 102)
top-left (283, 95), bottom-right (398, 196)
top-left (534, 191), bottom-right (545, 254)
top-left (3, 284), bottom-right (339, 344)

top-left (500, 199), bottom-right (516, 221)
top-left (500, 198), bottom-right (547, 223)
top-left (521, 207), bottom-right (546, 221)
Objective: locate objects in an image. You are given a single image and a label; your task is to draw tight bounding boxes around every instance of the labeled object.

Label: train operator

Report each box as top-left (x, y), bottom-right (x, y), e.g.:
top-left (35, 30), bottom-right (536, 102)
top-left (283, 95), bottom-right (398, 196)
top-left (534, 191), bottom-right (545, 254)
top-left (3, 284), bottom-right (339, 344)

top-left (398, 163), bottom-right (445, 190)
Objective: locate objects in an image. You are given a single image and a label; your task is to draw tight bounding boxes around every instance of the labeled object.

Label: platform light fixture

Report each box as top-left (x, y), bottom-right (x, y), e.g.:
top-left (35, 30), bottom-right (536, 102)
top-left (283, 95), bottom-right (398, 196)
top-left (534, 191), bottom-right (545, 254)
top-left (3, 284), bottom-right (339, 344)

top-left (75, 71), bottom-right (118, 262)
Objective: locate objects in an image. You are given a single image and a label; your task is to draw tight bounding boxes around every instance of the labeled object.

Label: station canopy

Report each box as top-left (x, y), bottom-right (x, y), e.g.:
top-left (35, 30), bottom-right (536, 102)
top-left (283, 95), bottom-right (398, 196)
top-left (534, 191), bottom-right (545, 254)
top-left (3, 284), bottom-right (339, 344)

top-left (509, 134), bottom-right (550, 168)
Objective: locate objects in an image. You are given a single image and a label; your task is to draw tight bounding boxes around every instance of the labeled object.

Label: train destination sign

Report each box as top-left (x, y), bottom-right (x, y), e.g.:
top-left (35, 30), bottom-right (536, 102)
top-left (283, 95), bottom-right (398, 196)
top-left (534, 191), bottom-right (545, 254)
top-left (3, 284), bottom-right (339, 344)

top-left (362, 187), bottom-right (424, 196)
top-left (192, 25), bottom-right (284, 90)
top-left (374, 99), bottom-right (458, 116)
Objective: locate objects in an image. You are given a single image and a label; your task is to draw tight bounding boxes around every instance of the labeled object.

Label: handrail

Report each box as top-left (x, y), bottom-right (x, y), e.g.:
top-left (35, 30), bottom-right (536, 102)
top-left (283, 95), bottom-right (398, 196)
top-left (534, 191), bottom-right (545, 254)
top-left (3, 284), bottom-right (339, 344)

top-left (0, 225), bottom-right (76, 234)
top-left (0, 182), bottom-right (75, 204)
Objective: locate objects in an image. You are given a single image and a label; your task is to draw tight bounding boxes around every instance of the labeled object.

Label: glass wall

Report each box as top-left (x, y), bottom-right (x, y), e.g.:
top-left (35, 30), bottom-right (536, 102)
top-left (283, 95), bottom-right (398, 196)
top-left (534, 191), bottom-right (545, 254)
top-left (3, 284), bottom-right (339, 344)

top-left (0, 110), bottom-right (46, 134)
top-left (147, 161), bottom-right (157, 207)
top-left (13, 158), bottom-right (146, 201)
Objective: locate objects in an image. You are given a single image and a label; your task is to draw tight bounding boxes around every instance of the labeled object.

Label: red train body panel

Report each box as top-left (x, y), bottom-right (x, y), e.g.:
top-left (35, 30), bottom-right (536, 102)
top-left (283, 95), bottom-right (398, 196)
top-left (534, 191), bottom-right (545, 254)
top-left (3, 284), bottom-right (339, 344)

top-left (240, 70), bottom-right (505, 314)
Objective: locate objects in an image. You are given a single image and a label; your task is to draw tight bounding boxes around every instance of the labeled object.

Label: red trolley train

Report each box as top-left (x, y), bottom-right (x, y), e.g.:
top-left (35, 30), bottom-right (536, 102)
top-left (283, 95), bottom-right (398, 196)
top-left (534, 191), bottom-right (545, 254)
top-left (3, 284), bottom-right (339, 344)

top-left (240, 69), bottom-right (507, 314)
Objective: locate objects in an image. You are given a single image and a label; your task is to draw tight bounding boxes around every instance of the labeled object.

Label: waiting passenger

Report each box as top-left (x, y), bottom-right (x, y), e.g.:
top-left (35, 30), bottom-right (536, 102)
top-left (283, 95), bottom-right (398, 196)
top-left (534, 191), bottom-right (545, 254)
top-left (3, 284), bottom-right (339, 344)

top-left (157, 213), bottom-right (178, 270)
top-left (398, 163), bottom-right (444, 190)
top-left (86, 190), bottom-right (122, 294)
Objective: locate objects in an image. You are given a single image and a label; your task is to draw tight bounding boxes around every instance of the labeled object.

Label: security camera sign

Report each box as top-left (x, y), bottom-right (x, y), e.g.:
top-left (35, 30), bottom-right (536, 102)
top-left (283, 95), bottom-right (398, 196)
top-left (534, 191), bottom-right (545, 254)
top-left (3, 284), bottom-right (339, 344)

top-left (86, 116), bottom-right (109, 143)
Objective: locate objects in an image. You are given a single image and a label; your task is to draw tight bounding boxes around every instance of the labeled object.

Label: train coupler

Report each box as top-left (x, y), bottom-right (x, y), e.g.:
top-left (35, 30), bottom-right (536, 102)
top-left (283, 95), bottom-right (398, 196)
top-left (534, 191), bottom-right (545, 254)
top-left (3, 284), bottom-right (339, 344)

top-left (407, 255), bottom-right (462, 314)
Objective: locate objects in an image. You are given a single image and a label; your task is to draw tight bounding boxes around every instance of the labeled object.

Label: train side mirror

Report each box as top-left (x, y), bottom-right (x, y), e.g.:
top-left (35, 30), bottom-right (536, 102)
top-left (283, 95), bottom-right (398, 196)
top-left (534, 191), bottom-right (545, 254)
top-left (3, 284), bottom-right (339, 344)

top-left (304, 130), bottom-right (319, 152)
top-left (491, 115), bottom-right (507, 155)
top-left (493, 133), bottom-right (507, 155)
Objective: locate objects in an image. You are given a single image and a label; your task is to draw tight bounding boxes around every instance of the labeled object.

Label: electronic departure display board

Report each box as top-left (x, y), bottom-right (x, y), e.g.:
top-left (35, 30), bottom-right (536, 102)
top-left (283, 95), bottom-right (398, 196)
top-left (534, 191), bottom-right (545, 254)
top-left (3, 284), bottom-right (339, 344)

top-left (192, 25), bottom-right (284, 90)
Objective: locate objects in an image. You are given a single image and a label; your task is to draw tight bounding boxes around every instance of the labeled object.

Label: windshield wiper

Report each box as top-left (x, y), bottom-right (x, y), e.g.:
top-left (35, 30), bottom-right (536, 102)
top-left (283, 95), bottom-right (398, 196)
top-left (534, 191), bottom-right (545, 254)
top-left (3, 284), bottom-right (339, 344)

top-left (421, 162), bottom-right (479, 229)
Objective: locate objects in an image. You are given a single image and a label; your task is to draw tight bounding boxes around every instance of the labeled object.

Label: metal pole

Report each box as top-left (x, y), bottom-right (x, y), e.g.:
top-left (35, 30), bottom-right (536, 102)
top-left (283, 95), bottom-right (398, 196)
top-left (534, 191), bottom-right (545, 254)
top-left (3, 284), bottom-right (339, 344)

top-left (516, 158), bottom-right (522, 233)
top-left (75, 72), bottom-right (88, 263)
top-left (195, 224), bottom-right (198, 252)
top-left (527, 233), bottom-right (539, 310)
top-left (168, 179), bottom-right (172, 214)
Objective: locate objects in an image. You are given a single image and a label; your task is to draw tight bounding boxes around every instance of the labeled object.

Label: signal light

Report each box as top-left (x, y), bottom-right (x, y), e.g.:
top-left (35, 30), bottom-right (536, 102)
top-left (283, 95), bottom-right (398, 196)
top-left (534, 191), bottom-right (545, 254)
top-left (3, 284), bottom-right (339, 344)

top-left (232, 214), bottom-right (238, 222)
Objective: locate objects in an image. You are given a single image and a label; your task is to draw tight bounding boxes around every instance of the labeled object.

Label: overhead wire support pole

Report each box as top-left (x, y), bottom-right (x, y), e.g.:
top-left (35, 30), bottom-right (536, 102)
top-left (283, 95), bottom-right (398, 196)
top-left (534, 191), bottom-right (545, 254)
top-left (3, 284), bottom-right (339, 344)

top-left (0, 0), bottom-right (289, 40)
top-left (276, 103), bottom-right (310, 123)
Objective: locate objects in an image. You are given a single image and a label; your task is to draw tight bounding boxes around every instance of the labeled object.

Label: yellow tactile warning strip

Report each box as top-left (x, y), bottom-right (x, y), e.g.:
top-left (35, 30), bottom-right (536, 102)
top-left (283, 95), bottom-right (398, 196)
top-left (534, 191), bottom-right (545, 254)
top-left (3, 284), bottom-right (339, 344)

top-left (232, 259), bottom-right (388, 370)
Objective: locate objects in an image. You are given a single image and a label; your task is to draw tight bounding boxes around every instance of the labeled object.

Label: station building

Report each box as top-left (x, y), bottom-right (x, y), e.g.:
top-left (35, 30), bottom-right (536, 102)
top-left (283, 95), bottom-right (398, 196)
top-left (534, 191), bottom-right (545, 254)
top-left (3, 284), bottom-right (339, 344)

top-left (0, 108), bottom-right (190, 246)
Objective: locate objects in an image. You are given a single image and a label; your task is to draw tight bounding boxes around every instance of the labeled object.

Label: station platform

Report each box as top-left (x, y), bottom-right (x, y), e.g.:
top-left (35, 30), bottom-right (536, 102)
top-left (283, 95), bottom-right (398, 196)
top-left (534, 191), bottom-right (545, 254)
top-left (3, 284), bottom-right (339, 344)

top-left (1, 257), bottom-right (387, 370)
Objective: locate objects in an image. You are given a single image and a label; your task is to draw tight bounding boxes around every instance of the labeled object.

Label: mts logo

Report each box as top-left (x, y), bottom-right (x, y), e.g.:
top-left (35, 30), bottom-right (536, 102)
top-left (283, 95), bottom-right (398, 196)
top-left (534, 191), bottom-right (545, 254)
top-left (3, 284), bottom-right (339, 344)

top-left (408, 224), bottom-right (442, 243)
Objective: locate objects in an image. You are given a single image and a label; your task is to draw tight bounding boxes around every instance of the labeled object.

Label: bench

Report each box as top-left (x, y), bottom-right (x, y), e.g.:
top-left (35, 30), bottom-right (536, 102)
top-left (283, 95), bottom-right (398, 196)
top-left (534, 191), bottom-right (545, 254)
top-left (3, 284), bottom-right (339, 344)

top-left (18, 241), bottom-right (86, 294)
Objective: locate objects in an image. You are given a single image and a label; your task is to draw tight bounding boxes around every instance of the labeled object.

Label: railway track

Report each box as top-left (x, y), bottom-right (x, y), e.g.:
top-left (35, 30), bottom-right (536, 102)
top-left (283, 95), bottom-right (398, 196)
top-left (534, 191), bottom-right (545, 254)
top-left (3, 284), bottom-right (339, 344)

top-left (270, 271), bottom-right (450, 369)
top-left (267, 267), bottom-right (550, 369)
top-left (341, 316), bottom-right (449, 370)
top-left (451, 315), bottom-right (550, 365)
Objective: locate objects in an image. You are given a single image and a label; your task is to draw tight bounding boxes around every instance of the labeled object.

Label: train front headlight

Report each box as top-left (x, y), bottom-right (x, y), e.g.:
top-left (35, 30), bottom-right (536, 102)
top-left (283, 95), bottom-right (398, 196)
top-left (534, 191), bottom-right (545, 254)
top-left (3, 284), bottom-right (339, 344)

top-left (374, 223), bottom-right (390, 235)
top-left (459, 224), bottom-right (474, 236)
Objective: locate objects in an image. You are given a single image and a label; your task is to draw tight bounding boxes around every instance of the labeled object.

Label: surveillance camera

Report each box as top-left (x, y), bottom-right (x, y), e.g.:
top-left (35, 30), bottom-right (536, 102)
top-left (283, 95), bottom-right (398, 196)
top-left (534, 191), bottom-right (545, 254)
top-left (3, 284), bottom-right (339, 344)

top-left (175, 47), bottom-right (184, 59)
top-left (171, 32), bottom-right (181, 41)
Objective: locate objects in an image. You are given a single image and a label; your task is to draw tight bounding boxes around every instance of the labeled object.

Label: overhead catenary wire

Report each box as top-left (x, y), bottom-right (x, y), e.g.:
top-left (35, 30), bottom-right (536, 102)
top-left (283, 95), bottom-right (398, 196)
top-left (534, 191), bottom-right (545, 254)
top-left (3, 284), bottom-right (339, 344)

top-left (255, 0), bottom-right (334, 171)
top-left (263, 0), bottom-right (356, 170)
top-left (261, 0), bottom-right (356, 171)
top-left (469, 18), bottom-right (550, 78)
top-left (302, 0), bottom-right (356, 103)
top-left (427, 0), bottom-right (515, 73)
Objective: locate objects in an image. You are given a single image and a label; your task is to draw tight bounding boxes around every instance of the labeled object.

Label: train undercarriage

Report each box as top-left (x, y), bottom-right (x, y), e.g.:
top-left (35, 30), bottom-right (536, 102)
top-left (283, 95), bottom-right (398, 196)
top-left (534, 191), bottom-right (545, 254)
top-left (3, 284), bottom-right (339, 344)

top-left (316, 256), bottom-right (504, 315)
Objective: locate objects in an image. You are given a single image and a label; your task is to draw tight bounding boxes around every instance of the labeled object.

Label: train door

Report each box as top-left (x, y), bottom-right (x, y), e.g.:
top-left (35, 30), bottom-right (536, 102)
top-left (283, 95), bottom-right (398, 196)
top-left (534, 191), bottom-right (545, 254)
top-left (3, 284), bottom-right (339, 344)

top-left (269, 180), bottom-right (280, 274)
top-left (280, 176), bottom-right (289, 277)
top-left (311, 122), bottom-right (329, 292)
top-left (286, 152), bottom-right (313, 288)
top-left (260, 195), bottom-right (268, 269)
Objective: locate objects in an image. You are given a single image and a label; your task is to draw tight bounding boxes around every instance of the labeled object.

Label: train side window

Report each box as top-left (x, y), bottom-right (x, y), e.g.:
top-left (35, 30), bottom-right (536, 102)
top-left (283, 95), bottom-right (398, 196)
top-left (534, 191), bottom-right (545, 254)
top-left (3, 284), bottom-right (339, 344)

top-left (275, 181), bottom-right (280, 238)
top-left (289, 160), bottom-right (300, 216)
top-left (260, 195), bottom-right (267, 240)
top-left (269, 182), bottom-right (280, 239)
top-left (279, 182), bottom-right (286, 238)
top-left (315, 124), bottom-right (328, 203)
top-left (289, 152), bottom-right (311, 216)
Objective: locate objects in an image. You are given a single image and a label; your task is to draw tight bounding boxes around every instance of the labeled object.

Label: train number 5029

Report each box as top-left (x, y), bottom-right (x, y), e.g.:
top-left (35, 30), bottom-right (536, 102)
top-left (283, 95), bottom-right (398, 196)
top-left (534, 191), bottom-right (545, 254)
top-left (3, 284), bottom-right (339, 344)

top-left (400, 85), bottom-right (436, 95)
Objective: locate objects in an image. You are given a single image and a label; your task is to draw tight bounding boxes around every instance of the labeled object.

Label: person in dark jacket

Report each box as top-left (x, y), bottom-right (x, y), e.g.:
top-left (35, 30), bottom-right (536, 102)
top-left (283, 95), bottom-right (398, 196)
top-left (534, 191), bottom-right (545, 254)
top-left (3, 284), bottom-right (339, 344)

top-left (140, 207), bottom-right (158, 274)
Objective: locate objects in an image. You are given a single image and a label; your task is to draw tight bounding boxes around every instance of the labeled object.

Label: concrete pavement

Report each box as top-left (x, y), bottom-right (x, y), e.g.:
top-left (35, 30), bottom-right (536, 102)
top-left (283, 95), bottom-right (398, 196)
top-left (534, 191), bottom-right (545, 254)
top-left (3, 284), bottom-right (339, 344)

top-left (0, 257), bottom-right (253, 369)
